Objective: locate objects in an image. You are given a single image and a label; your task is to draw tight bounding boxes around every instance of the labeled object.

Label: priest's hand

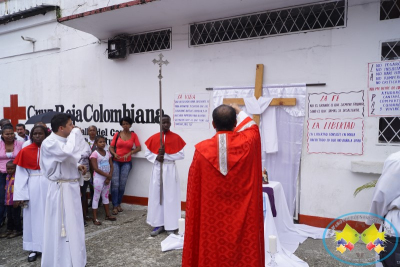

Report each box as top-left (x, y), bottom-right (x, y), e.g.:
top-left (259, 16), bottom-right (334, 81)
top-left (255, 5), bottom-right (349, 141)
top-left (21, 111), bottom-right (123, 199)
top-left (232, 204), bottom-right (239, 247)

top-left (78, 165), bottom-right (87, 175)
top-left (230, 103), bottom-right (241, 114)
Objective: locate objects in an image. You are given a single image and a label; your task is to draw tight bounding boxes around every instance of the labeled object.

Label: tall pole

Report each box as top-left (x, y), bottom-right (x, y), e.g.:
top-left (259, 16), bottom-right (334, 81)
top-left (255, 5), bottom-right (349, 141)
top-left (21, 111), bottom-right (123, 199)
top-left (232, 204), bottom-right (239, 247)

top-left (152, 53), bottom-right (169, 205)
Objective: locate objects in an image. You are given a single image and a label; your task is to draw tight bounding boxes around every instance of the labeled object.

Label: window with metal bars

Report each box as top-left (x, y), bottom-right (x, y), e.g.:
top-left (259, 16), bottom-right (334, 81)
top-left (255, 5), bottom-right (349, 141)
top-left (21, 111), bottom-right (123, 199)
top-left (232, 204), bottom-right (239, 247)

top-left (378, 40), bottom-right (400, 144)
top-left (189, 0), bottom-right (346, 47)
top-left (128, 29), bottom-right (171, 54)
top-left (380, 0), bottom-right (400, 20)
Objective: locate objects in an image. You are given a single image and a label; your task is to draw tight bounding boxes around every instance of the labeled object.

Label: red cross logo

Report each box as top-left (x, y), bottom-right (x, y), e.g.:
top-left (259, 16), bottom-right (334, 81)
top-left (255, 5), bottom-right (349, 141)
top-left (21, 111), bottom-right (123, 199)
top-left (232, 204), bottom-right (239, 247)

top-left (3, 95), bottom-right (26, 130)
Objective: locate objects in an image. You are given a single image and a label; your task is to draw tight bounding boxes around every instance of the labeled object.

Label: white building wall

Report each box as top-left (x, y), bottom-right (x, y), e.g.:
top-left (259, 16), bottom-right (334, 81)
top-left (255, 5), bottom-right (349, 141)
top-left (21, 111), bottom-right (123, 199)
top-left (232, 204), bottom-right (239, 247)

top-left (0, 0), bottom-right (398, 220)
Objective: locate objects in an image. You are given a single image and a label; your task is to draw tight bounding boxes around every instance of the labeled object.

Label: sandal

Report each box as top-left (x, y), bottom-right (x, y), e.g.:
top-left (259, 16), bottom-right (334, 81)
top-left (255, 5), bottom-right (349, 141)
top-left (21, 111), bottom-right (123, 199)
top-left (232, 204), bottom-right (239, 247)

top-left (105, 216), bottom-right (116, 221)
top-left (117, 206), bottom-right (123, 212)
top-left (112, 208), bottom-right (118, 215)
top-left (84, 216), bottom-right (92, 221)
top-left (93, 219), bottom-right (102, 226)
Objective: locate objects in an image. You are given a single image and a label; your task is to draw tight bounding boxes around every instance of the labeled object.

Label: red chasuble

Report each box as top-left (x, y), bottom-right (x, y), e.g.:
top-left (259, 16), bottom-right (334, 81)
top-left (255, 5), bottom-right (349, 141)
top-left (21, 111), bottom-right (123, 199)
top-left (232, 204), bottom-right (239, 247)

top-left (182, 117), bottom-right (265, 267)
top-left (145, 131), bottom-right (186, 154)
top-left (13, 143), bottom-right (41, 170)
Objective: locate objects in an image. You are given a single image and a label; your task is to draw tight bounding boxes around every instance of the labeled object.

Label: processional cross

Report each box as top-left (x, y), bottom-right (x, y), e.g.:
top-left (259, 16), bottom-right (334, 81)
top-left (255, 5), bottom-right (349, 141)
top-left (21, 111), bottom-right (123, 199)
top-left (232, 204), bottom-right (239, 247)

top-left (223, 64), bottom-right (296, 125)
top-left (152, 53), bottom-right (169, 205)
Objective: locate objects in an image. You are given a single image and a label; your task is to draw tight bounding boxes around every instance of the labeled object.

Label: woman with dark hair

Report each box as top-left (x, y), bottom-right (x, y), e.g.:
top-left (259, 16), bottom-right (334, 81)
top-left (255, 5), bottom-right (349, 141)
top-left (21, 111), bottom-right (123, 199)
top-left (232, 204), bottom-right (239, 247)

top-left (109, 117), bottom-right (141, 215)
top-left (0, 124), bottom-right (23, 228)
top-left (13, 125), bottom-right (50, 262)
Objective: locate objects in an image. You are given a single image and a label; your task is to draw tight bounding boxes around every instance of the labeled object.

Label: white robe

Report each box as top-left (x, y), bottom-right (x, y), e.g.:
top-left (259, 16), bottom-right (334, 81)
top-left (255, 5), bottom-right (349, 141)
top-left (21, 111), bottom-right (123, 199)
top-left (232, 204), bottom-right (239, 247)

top-left (40, 128), bottom-right (87, 267)
top-left (145, 147), bottom-right (184, 231)
top-left (369, 151), bottom-right (400, 237)
top-left (14, 166), bottom-right (49, 252)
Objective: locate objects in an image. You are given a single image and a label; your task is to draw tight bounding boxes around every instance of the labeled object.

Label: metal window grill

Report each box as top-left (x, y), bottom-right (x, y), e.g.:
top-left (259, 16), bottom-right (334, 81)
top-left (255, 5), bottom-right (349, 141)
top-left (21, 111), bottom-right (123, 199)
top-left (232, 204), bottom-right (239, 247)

top-left (129, 29), bottom-right (171, 54)
top-left (381, 40), bottom-right (400, 61)
top-left (378, 40), bottom-right (400, 144)
top-left (380, 0), bottom-right (400, 20)
top-left (189, 0), bottom-right (346, 47)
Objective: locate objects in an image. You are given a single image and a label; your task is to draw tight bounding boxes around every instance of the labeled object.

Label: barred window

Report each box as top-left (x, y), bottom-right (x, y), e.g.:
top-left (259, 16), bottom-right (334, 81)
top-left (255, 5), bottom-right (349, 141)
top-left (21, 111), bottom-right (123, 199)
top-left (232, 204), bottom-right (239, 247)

top-left (381, 40), bottom-right (400, 61)
top-left (129, 29), bottom-right (171, 54)
top-left (189, 0), bottom-right (346, 46)
top-left (378, 40), bottom-right (400, 144)
top-left (380, 0), bottom-right (400, 20)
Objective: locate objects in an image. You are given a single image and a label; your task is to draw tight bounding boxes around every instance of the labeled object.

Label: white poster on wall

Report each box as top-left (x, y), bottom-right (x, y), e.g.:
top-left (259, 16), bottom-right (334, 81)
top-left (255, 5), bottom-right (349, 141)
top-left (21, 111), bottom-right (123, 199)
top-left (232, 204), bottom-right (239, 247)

top-left (173, 92), bottom-right (211, 129)
top-left (307, 91), bottom-right (364, 155)
top-left (307, 118), bottom-right (364, 155)
top-left (308, 91), bottom-right (364, 119)
top-left (368, 60), bottom-right (400, 117)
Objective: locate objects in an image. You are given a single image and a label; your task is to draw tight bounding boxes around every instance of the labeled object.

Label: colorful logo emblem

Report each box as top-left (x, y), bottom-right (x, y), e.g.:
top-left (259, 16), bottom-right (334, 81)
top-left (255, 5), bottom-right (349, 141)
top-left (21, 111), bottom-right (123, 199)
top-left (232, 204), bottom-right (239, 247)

top-left (323, 212), bottom-right (399, 266)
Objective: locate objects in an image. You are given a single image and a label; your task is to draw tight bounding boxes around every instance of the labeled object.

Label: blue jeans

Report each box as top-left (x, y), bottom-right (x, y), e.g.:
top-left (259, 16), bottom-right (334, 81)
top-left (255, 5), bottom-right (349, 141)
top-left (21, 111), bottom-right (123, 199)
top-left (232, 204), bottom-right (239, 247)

top-left (0, 173), bottom-right (7, 223)
top-left (111, 161), bottom-right (132, 207)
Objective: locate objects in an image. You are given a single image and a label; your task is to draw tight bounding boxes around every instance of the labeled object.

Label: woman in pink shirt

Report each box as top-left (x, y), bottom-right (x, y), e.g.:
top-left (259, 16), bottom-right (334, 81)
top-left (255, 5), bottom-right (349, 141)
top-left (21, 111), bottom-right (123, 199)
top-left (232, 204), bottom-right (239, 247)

top-left (0, 124), bottom-right (23, 228)
top-left (109, 117), bottom-right (141, 215)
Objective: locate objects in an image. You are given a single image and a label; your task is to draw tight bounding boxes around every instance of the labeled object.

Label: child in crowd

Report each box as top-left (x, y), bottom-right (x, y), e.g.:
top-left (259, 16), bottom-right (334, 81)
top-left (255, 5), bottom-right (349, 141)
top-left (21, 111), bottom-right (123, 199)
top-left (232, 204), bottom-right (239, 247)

top-left (0, 160), bottom-right (22, 238)
top-left (90, 136), bottom-right (116, 225)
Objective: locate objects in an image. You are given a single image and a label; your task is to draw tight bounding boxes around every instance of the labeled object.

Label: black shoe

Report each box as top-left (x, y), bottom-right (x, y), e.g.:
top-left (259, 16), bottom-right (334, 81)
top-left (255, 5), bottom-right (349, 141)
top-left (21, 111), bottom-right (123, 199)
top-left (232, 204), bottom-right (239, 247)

top-left (84, 220), bottom-right (88, 227)
top-left (28, 252), bottom-right (37, 262)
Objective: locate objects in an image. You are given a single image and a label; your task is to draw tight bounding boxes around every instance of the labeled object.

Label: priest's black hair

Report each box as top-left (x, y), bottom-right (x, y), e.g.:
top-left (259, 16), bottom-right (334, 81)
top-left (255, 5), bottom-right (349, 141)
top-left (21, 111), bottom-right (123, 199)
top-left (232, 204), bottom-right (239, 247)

top-left (119, 116), bottom-right (133, 126)
top-left (51, 114), bottom-right (71, 132)
top-left (30, 125), bottom-right (50, 140)
top-left (162, 114), bottom-right (171, 120)
top-left (212, 104), bottom-right (236, 131)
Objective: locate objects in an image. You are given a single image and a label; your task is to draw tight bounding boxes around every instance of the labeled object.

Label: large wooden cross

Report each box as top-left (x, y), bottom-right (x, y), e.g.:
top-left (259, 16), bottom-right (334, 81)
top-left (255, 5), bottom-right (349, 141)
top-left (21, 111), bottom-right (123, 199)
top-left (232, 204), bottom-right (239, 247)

top-left (223, 64), bottom-right (296, 125)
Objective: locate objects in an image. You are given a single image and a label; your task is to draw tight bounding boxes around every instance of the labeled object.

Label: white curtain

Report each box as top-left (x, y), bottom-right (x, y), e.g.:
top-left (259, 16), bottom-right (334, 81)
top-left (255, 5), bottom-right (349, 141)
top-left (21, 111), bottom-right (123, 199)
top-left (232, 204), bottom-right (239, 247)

top-left (213, 84), bottom-right (306, 216)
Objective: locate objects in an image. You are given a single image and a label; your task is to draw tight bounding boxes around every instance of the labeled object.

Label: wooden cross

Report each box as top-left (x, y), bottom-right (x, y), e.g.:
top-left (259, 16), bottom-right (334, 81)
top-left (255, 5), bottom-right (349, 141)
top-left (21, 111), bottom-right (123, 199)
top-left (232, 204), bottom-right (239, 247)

top-left (223, 64), bottom-right (296, 125)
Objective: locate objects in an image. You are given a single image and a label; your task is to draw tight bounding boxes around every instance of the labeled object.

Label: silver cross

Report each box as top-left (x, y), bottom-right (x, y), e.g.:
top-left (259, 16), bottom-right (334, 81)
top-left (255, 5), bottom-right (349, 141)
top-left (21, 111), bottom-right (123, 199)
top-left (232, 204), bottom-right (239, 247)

top-left (152, 53), bottom-right (169, 80)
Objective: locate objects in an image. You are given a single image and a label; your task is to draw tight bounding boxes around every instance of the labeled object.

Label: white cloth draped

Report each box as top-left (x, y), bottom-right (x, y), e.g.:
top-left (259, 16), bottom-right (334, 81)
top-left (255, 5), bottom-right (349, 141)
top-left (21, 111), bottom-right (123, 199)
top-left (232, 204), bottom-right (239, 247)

top-left (213, 84), bottom-right (306, 216)
top-left (243, 96), bottom-right (278, 153)
top-left (14, 167), bottom-right (49, 252)
top-left (40, 128), bottom-right (87, 267)
top-left (145, 147), bottom-right (184, 231)
top-left (263, 181), bottom-right (327, 266)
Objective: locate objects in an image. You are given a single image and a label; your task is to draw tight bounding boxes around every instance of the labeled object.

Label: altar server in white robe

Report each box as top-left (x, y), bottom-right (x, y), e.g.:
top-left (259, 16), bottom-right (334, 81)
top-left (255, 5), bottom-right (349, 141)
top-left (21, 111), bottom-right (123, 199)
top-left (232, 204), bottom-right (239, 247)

top-left (144, 115), bottom-right (186, 236)
top-left (40, 114), bottom-right (87, 267)
top-left (368, 151), bottom-right (400, 267)
top-left (369, 151), bottom-right (400, 235)
top-left (13, 125), bottom-right (50, 262)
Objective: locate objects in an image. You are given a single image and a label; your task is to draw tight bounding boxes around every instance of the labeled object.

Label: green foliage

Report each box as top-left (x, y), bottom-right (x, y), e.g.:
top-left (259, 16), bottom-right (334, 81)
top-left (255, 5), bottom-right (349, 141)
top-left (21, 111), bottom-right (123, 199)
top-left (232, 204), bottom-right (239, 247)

top-left (353, 180), bottom-right (377, 197)
top-left (56, 7), bottom-right (62, 20)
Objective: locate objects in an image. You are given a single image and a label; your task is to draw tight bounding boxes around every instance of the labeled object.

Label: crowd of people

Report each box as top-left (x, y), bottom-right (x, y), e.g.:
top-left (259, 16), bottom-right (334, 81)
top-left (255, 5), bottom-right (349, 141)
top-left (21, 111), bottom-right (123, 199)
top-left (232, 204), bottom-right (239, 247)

top-left (0, 112), bottom-right (190, 266)
top-left (0, 104), bottom-right (273, 267)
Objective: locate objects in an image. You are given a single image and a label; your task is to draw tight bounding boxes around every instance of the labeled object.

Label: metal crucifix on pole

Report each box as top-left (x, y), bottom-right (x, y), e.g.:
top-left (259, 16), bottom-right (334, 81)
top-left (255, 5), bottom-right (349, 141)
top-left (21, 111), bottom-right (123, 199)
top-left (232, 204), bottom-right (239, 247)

top-left (152, 53), bottom-right (169, 205)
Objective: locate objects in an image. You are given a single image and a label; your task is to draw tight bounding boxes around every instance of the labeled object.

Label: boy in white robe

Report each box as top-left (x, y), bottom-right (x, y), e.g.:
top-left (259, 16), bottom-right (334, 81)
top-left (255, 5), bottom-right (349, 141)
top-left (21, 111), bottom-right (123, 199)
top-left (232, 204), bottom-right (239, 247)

top-left (144, 115), bottom-right (186, 236)
top-left (13, 125), bottom-right (50, 262)
top-left (40, 114), bottom-right (87, 267)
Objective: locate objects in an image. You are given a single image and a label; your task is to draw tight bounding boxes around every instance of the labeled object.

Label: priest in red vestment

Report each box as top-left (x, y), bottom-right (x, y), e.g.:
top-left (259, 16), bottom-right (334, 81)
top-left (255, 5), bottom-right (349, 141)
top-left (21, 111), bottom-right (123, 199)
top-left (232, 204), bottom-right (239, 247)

top-left (182, 104), bottom-right (265, 267)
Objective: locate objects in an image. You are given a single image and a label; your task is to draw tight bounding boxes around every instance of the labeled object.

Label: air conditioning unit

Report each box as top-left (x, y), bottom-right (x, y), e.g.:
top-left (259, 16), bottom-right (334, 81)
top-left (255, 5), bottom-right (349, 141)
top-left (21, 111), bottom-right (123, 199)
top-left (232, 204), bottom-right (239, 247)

top-left (108, 38), bottom-right (128, 60)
